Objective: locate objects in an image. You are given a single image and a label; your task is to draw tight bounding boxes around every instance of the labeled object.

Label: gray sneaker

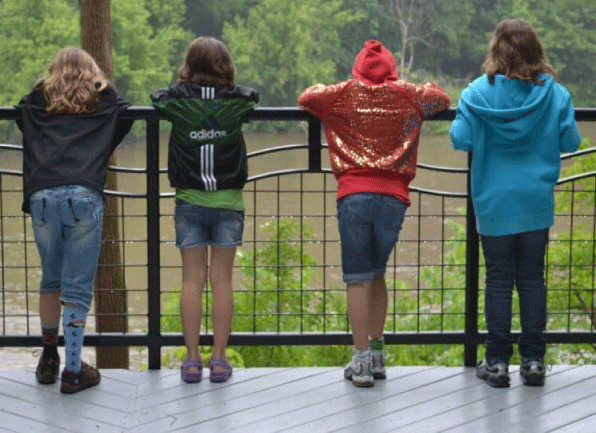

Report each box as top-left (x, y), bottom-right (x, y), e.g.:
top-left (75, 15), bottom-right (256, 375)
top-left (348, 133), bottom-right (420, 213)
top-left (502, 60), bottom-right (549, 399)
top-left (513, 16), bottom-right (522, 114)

top-left (520, 358), bottom-right (546, 386)
top-left (370, 349), bottom-right (386, 379)
top-left (344, 350), bottom-right (374, 388)
top-left (476, 358), bottom-right (510, 388)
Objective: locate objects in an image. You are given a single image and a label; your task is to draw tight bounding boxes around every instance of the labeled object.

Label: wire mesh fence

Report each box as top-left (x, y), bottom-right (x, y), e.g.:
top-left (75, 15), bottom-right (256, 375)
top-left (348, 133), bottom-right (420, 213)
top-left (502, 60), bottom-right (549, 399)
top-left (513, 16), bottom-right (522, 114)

top-left (1, 106), bottom-right (595, 368)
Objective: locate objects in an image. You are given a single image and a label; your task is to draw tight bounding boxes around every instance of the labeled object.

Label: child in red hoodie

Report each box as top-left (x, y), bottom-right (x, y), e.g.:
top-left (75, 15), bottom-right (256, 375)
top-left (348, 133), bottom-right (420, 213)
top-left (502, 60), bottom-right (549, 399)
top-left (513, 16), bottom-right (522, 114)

top-left (298, 40), bottom-right (450, 387)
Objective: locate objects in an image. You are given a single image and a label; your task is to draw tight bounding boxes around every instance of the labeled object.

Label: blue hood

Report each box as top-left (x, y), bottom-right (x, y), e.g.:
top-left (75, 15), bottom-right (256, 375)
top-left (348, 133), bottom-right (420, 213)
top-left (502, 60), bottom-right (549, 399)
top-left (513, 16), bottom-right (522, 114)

top-left (459, 74), bottom-right (554, 146)
top-left (450, 73), bottom-right (582, 236)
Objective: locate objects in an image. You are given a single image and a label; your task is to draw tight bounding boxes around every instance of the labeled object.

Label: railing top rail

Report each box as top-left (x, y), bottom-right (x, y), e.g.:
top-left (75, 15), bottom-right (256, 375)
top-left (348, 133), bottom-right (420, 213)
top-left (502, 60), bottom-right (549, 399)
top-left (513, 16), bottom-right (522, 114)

top-left (1, 106), bottom-right (596, 121)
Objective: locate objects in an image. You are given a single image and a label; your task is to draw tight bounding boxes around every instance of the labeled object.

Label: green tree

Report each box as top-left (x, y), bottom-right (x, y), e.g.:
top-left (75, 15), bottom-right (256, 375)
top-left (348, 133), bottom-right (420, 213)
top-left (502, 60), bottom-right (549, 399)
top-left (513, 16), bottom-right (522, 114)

top-left (511, 0), bottom-right (596, 107)
top-left (0, 0), bottom-right (78, 106)
top-left (547, 139), bottom-right (596, 364)
top-left (111, 0), bottom-right (191, 104)
top-left (0, 0), bottom-right (191, 108)
top-left (181, 0), bottom-right (257, 38)
top-left (222, 0), bottom-right (362, 107)
top-left (336, 0), bottom-right (399, 80)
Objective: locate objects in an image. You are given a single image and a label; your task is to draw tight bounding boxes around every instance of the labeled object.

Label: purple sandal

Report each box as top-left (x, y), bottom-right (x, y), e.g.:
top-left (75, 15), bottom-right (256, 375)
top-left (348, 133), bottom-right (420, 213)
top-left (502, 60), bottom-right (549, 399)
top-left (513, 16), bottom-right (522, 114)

top-left (181, 358), bottom-right (203, 383)
top-left (209, 358), bottom-right (232, 383)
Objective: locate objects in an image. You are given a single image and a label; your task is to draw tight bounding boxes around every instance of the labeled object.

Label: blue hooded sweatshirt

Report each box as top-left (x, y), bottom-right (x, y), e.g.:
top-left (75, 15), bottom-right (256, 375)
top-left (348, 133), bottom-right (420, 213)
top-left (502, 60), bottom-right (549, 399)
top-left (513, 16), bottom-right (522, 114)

top-left (450, 74), bottom-right (581, 236)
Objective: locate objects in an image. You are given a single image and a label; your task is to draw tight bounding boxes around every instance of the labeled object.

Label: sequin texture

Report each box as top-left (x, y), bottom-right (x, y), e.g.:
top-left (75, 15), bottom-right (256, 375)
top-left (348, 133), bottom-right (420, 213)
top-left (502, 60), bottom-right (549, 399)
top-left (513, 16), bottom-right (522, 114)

top-left (298, 79), bottom-right (450, 202)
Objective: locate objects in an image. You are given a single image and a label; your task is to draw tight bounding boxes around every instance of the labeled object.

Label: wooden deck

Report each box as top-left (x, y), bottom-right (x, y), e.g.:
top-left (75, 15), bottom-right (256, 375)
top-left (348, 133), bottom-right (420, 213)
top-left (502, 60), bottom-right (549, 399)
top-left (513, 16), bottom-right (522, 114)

top-left (1, 365), bottom-right (596, 432)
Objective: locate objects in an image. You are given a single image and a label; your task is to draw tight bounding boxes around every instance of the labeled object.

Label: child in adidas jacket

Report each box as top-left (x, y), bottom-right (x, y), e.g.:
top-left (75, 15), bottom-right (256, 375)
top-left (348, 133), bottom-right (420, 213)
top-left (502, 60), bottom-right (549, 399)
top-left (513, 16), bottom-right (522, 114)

top-left (152, 37), bottom-right (258, 384)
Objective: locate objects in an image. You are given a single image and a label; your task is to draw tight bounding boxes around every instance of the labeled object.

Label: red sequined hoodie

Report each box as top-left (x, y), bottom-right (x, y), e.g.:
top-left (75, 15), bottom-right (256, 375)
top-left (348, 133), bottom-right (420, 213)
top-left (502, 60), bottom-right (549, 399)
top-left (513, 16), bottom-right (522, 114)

top-left (298, 42), bottom-right (450, 204)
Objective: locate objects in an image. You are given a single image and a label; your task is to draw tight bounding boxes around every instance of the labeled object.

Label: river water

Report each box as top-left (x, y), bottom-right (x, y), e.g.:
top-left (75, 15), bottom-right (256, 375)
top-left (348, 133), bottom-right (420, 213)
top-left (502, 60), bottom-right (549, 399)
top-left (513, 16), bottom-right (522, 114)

top-left (1, 122), bottom-right (595, 369)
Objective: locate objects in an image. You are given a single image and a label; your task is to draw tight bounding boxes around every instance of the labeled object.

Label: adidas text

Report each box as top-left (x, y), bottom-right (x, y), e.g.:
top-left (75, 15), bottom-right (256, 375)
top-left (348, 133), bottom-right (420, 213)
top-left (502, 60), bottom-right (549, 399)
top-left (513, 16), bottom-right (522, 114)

top-left (190, 129), bottom-right (227, 140)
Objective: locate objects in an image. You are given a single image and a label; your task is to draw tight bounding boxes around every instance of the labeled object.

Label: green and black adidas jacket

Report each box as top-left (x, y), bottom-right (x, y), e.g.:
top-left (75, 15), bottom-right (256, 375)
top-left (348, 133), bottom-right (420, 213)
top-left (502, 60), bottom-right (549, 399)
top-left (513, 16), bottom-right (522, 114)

top-left (151, 82), bottom-right (258, 191)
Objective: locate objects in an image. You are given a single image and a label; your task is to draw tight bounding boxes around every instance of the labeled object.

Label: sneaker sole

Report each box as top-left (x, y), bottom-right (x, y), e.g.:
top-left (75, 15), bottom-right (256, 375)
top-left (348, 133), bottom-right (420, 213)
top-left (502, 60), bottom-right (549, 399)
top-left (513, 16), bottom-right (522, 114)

top-left (521, 372), bottom-right (545, 386)
top-left (476, 370), bottom-right (510, 388)
top-left (60, 377), bottom-right (101, 394)
top-left (371, 370), bottom-right (386, 380)
top-left (36, 372), bottom-right (57, 385)
top-left (351, 378), bottom-right (375, 388)
top-left (345, 368), bottom-right (375, 387)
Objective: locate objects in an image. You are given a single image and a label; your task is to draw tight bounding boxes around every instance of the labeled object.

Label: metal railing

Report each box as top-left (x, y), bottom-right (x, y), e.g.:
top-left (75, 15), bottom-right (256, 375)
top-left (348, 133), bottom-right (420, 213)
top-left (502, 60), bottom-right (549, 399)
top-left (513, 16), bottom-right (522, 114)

top-left (1, 106), bottom-right (595, 369)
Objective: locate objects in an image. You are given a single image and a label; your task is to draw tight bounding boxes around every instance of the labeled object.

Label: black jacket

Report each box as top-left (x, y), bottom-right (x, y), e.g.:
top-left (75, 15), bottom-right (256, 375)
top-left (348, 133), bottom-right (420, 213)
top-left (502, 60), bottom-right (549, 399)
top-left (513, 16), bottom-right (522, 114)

top-left (151, 82), bottom-right (258, 191)
top-left (16, 86), bottom-right (133, 213)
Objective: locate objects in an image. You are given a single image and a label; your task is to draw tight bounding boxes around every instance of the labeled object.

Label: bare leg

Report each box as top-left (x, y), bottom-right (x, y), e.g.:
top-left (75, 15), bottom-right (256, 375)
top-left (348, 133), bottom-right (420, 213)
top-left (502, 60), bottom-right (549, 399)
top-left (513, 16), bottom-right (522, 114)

top-left (209, 246), bottom-right (236, 370)
top-left (347, 281), bottom-right (372, 351)
top-left (40, 291), bottom-right (61, 329)
top-left (368, 276), bottom-right (387, 341)
top-left (180, 246), bottom-right (208, 373)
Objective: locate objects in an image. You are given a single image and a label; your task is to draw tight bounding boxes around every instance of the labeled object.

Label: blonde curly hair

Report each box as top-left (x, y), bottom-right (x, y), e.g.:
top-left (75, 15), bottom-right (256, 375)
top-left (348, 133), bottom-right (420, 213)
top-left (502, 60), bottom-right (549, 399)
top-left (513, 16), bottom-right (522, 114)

top-left (41, 47), bottom-right (106, 114)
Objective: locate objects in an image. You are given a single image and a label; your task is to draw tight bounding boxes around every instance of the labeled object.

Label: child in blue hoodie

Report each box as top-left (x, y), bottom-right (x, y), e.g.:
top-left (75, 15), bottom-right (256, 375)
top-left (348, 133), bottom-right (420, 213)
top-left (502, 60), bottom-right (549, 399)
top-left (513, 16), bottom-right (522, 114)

top-left (450, 19), bottom-right (581, 388)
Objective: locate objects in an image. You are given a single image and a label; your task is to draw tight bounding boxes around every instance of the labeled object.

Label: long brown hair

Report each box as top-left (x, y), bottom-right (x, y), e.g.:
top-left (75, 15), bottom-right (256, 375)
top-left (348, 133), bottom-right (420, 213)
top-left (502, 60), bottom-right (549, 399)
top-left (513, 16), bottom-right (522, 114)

top-left (41, 47), bottom-right (106, 114)
top-left (482, 19), bottom-right (556, 84)
top-left (179, 37), bottom-right (235, 87)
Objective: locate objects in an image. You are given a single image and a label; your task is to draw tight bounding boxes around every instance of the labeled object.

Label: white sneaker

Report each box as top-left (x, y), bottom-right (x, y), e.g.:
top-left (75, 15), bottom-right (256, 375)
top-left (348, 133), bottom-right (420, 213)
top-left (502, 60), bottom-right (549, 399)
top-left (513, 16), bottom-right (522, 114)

top-left (344, 350), bottom-right (374, 387)
top-left (370, 349), bottom-right (386, 379)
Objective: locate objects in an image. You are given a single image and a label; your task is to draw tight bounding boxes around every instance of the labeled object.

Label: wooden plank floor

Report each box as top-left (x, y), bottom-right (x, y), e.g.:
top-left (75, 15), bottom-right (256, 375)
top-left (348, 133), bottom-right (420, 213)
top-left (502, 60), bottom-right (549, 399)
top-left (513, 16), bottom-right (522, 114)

top-left (1, 365), bottom-right (596, 432)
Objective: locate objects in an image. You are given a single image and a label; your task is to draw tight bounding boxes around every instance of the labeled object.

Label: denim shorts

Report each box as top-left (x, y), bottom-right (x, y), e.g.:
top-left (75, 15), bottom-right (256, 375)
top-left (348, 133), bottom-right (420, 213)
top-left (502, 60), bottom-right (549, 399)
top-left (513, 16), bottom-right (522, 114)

top-left (30, 185), bottom-right (103, 311)
top-left (337, 193), bottom-right (407, 283)
top-left (175, 200), bottom-right (244, 248)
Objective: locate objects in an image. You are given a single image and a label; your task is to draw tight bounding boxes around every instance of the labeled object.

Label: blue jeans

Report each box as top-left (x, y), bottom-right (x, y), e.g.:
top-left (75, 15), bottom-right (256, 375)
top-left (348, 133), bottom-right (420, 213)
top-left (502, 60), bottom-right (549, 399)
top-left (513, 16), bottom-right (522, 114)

top-left (175, 200), bottom-right (244, 248)
top-left (30, 185), bottom-right (103, 312)
top-left (337, 193), bottom-right (407, 283)
top-left (481, 228), bottom-right (549, 363)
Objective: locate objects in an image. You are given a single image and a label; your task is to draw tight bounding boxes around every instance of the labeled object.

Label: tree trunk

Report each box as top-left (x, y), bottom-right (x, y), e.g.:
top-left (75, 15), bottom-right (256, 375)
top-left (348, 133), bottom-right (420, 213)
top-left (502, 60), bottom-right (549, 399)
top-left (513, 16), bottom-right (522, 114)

top-left (79, 0), bottom-right (129, 369)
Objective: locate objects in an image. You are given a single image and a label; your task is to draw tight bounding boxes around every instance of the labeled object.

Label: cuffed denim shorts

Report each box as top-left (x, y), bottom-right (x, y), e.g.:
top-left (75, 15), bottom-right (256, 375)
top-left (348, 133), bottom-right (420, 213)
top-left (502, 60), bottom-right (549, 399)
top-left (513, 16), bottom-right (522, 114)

top-left (337, 193), bottom-right (407, 284)
top-left (30, 185), bottom-right (103, 312)
top-left (175, 200), bottom-right (244, 248)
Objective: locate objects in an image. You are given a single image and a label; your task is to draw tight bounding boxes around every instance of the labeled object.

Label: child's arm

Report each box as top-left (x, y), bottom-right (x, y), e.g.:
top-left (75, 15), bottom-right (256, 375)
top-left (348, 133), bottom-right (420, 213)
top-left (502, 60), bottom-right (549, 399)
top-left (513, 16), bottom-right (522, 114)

top-left (109, 90), bottom-right (133, 152)
top-left (559, 94), bottom-right (581, 153)
top-left (449, 90), bottom-right (474, 152)
top-left (14, 95), bottom-right (28, 132)
top-left (297, 83), bottom-right (344, 117)
top-left (150, 88), bottom-right (173, 120)
top-left (412, 83), bottom-right (451, 119)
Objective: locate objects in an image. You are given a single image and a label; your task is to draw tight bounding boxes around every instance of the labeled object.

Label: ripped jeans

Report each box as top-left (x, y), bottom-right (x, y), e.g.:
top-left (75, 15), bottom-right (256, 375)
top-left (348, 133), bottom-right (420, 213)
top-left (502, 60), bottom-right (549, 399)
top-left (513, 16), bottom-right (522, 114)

top-left (30, 185), bottom-right (103, 312)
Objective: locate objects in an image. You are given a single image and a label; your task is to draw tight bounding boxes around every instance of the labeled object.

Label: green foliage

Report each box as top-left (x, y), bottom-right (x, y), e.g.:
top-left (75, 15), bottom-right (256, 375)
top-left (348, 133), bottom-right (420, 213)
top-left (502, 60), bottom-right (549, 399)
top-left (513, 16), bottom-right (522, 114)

top-left (335, 0), bottom-right (399, 80)
top-left (222, 0), bottom-right (362, 107)
top-left (0, 0), bottom-right (79, 106)
top-left (3, 0), bottom-right (596, 111)
top-left (159, 217), bottom-right (351, 367)
top-left (159, 180), bottom-right (596, 368)
top-left (160, 290), bottom-right (246, 368)
top-left (234, 217), bottom-right (349, 366)
top-left (0, 0), bottom-right (191, 108)
top-left (545, 138), bottom-right (596, 363)
top-left (111, 0), bottom-right (192, 105)
top-left (382, 218), bottom-right (479, 366)
top-left (510, 0), bottom-right (596, 107)
top-left (158, 215), bottom-right (475, 367)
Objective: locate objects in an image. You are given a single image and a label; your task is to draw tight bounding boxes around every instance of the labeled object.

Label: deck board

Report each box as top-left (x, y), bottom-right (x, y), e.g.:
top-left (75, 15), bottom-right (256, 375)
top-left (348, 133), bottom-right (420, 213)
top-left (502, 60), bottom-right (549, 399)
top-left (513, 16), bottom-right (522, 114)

top-left (1, 366), bottom-right (595, 432)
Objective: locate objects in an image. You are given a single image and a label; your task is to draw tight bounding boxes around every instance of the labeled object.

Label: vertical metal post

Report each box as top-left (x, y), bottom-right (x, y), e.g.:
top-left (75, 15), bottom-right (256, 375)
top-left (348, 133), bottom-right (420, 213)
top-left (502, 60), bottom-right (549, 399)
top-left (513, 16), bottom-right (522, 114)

top-left (307, 115), bottom-right (322, 172)
top-left (464, 152), bottom-right (480, 366)
top-left (146, 113), bottom-right (161, 369)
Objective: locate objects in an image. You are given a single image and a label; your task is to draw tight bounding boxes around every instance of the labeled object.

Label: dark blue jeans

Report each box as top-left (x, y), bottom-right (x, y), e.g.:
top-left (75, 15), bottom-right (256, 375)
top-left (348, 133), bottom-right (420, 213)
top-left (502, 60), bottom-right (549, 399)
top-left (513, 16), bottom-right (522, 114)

top-left (337, 193), bottom-right (407, 283)
top-left (480, 228), bottom-right (549, 363)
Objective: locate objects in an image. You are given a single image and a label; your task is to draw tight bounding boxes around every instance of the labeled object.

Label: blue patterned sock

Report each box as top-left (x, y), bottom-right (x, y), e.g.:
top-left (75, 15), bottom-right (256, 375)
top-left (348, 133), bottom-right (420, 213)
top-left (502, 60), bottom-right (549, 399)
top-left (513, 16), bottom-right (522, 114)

top-left (62, 304), bottom-right (87, 373)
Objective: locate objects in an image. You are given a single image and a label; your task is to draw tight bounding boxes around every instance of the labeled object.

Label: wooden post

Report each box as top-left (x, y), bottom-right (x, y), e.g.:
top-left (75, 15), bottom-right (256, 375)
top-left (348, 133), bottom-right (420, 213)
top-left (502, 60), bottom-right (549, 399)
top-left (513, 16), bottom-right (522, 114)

top-left (79, 0), bottom-right (129, 368)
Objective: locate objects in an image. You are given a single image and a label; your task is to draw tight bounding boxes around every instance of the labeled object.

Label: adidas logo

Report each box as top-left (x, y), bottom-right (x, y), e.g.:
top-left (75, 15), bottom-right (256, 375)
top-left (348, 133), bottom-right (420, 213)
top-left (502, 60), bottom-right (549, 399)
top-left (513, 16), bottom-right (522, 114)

top-left (190, 129), bottom-right (227, 140)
